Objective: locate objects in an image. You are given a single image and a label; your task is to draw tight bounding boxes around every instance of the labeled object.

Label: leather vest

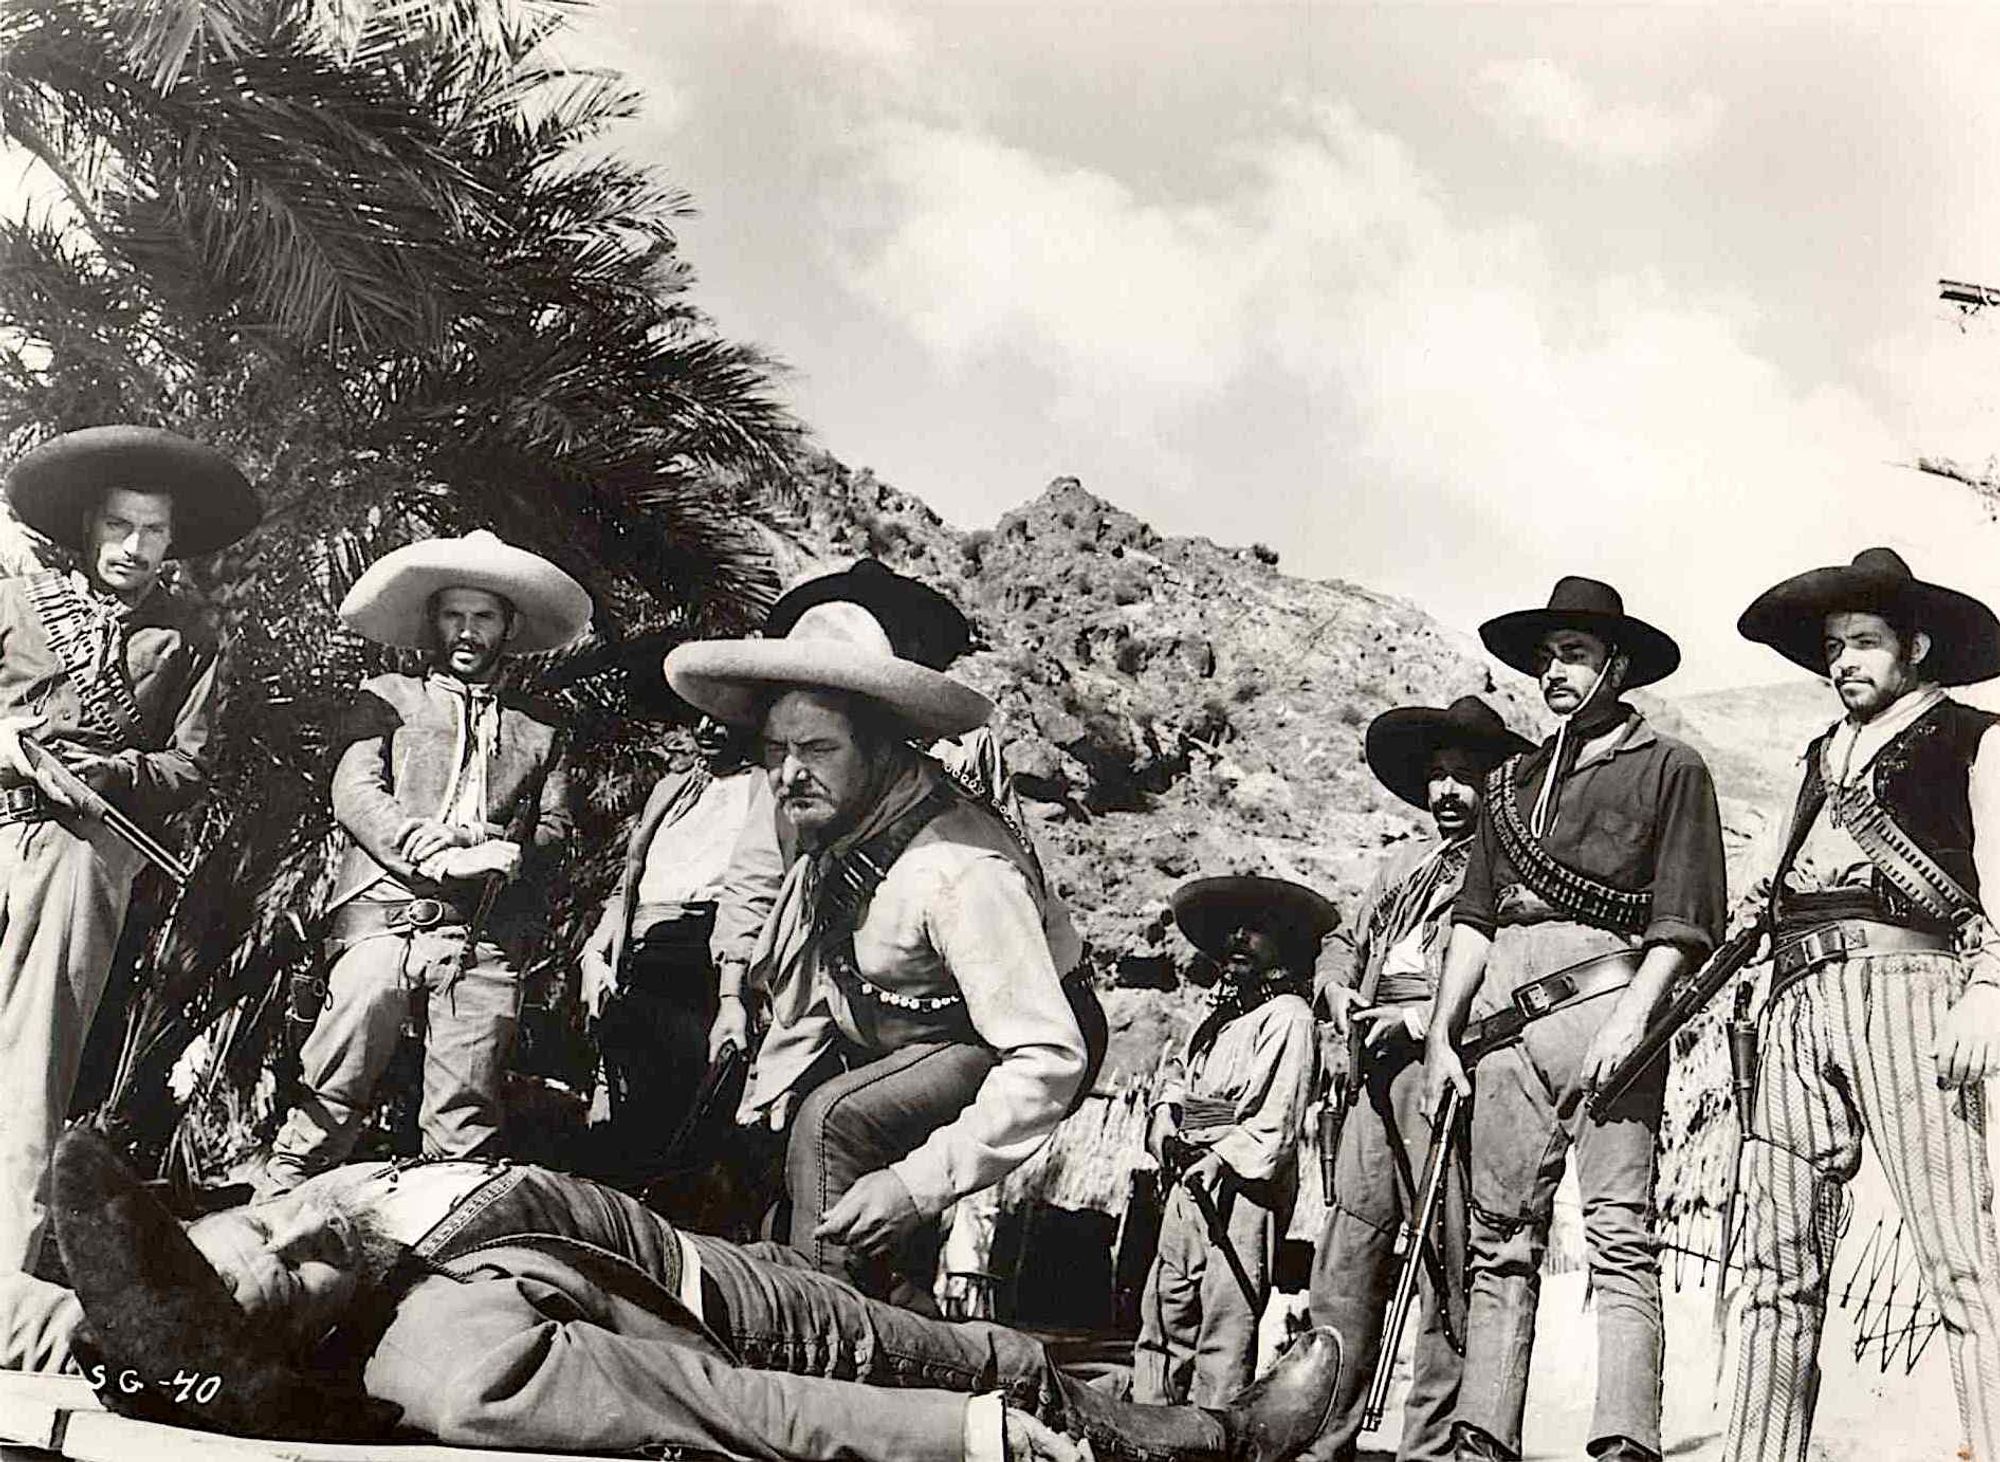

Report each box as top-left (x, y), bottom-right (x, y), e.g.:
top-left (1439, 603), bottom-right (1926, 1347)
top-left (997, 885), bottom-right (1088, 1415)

top-left (1793, 698), bottom-right (1998, 925)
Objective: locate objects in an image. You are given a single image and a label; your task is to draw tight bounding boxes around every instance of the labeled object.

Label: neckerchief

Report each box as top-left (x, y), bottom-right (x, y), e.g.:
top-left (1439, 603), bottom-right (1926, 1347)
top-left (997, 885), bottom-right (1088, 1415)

top-left (429, 673), bottom-right (502, 832)
top-left (1363, 835), bottom-right (1473, 969)
top-left (755, 750), bottom-right (944, 1026)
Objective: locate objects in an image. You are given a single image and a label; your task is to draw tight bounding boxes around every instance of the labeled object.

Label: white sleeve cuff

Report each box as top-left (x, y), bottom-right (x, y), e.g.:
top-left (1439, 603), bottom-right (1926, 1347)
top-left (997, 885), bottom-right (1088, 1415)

top-left (964, 1392), bottom-right (1007, 1462)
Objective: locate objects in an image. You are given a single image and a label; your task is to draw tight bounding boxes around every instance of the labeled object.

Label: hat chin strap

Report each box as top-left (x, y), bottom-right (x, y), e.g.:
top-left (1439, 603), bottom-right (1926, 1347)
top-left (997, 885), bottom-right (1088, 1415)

top-left (1529, 650), bottom-right (1616, 839)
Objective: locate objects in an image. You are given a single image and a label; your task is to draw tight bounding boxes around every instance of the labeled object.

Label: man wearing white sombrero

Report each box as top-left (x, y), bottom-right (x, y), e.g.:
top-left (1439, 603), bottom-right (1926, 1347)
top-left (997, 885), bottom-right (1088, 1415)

top-left (664, 594), bottom-right (1087, 1304)
top-left (1419, 577), bottom-right (1726, 1462)
top-left (0, 425), bottom-right (260, 1272)
top-left (261, 530), bottom-right (589, 1194)
top-left (1728, 550), bottom-right (2000, 1462)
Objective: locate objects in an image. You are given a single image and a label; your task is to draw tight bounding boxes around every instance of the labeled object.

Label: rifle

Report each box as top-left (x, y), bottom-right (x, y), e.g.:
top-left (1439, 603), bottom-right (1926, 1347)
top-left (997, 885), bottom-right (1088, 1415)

top-left (1586, 918), bottom-right (1769, 1120)
top-left (1361, 1007), bottom-right (1515, 1433)
top-left (1363, 1079), bottom-right (1465, 1432)
top-left (1159, 1134), bottom-right (1262, 1310)
top-left (18, 734), bottom-right (191, 887)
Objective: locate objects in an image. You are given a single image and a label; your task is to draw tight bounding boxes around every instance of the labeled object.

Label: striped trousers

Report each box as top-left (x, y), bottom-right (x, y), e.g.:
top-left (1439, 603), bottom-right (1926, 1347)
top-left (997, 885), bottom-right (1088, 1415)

top-left (1726, 950), bottom-right (2000, 1461)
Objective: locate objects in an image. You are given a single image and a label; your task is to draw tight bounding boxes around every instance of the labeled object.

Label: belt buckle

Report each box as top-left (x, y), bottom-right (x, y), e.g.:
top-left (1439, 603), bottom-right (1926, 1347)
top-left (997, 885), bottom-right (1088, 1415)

top-left (1790, 924), bottom-right (1850, 972)
top-left (403, 898), bottom-right (446, 930)
top-left (1515, 973), bottom-right (1575, 1021)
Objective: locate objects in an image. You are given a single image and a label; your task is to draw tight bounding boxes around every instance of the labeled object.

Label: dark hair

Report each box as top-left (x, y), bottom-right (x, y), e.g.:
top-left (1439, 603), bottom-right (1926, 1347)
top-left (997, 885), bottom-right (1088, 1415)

top-left (753, 685), bottom-right (917, 753)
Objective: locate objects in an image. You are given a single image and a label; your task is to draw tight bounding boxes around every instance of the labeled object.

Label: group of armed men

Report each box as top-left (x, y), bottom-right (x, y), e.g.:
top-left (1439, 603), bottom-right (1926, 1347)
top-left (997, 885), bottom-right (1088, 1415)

top-left (0, 425), bottom-right (1993, 1462)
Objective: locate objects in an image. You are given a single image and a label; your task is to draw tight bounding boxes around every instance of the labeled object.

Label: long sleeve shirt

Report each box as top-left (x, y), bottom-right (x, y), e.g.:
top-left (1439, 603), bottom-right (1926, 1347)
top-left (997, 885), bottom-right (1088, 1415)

top-left (1158, 992), bottom-right (1317, 1186)
top-left (0, 574), bottom-right (217, 826)
top-left (1326, 835), bottom-right (1473, 1008)
top-left (741, 796), bottom-right (1086, 1218)
top-left (1454, 708), bottom-right (1726, 954)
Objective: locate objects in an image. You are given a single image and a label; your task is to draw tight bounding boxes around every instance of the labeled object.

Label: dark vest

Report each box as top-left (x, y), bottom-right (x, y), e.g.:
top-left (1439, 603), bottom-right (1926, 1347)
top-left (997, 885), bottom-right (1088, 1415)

top-left (1789, 698), bottom-right (1998, 926)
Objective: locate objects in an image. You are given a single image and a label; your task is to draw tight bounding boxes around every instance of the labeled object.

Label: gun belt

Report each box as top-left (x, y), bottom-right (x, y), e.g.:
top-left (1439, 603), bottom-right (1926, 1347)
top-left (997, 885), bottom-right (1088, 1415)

top-left (1770, 918), bottom-right (1949, 984)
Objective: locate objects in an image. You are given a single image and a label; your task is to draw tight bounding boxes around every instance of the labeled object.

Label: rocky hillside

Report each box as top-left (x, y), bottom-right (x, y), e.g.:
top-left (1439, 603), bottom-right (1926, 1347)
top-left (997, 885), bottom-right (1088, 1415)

top-left (763, 456), bottom-right (1554, 1011)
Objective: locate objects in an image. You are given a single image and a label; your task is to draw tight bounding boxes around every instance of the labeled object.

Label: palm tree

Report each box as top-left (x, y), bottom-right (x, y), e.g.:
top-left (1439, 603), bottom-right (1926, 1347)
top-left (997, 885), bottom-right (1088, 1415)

top-left (0, 0), bottom-right (804, 1179)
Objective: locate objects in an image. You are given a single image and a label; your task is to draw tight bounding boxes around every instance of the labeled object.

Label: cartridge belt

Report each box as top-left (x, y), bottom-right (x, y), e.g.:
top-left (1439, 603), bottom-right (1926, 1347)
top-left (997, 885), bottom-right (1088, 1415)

top-left (1464, 947), bottom-right (1643, 1053)
top-left (1771, 919), bottom-right (1949, 983)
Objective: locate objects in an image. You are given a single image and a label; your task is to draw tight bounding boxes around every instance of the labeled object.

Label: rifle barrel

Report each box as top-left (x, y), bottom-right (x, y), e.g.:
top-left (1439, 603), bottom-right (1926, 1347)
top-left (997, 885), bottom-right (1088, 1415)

top-left (1363, 1083), bottom-right (1461, 1431)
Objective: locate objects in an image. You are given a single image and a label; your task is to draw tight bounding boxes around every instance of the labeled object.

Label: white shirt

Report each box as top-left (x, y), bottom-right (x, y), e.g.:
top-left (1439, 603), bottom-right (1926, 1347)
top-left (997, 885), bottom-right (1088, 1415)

top-left (633, 770), bottom-right (761, 906)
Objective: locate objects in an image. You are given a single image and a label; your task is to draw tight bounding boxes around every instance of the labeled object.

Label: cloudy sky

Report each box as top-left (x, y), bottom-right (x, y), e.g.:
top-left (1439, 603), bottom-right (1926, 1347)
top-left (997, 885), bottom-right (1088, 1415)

top-left (544, 0), bottom-right (2000, 691)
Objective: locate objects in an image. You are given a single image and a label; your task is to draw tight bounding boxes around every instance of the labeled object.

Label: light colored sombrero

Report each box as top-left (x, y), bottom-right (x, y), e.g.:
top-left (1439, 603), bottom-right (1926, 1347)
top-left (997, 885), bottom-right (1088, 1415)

top-left (665, 600), bottom-right (992, 740)
top-left (339, 529), bottom-right (592, 655)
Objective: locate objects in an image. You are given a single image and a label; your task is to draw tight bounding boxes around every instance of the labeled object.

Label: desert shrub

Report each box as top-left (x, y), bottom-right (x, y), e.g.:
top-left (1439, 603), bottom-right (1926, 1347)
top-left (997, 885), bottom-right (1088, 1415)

top-left (961, 527), bottom-right (994, 573)
top-left (1252, 542), bottom-right (1279, 566)
top-left (1230, 667), bottom-right (1263, 704)
top-left (1113, 636), bottom-right (1148, 675)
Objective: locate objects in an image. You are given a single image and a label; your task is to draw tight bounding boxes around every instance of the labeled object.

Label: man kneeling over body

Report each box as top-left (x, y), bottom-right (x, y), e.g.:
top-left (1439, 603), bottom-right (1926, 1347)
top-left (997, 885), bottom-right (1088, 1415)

top-left (13, 1130), bottom-right (1342, 1462)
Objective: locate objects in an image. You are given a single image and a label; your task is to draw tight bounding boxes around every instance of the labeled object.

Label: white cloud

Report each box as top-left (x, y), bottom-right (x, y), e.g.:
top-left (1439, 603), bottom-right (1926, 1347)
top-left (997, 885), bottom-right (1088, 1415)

top-left (827, 96), bottom-right (1964, 684)
top-left (1477, 58), bottom-right (1722, 166)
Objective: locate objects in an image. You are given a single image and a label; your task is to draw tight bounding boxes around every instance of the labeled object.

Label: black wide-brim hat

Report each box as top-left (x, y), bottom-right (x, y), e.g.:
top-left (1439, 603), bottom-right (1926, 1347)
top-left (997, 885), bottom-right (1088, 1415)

top-left (1479, 575), bottom-right (1681, 690)
top-left (1737, 547), bottom-right (2000, 686)
top-left (767, 559), bottom-right (971, 671)
top-left (1365, 695), bottom-right (1537, 809)
top-left (7, 426), bottom-right (262, 558)
top-left (50, 1128), bottom-right (399, 1441)
top-left (1172, 876), bottom-right (1340, 965)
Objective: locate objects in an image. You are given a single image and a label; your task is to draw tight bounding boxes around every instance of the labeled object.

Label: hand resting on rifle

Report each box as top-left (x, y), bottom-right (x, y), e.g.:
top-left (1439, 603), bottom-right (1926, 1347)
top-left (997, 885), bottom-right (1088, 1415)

top-left (399, 817), bottom-right (480, 866)
top-left (1356, 1002), bottom-right (1428, 1047)
top-left (0, 711), bottom-right (91, 810)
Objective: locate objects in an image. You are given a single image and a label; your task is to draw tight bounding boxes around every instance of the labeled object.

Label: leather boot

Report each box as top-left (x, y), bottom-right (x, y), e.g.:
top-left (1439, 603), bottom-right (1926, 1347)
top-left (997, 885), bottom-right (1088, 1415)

top-left (1218, 1325), bottom-right (1344, 1462)
top-left (1587, 1437), bottom-right (1660, 1462)
top-left (1452, 1423), bottom-right (1517, 1461)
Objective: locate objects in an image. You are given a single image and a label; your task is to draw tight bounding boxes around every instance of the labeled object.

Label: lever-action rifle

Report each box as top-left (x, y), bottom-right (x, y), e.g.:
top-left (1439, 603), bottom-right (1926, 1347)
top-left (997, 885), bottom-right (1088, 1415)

top-left (1361, 1011), bottom-right (1514, 1433)
top-left (18, 734), bottom-right (191, 887)
top-left (1585, 918), bottom-right (1769, 1121)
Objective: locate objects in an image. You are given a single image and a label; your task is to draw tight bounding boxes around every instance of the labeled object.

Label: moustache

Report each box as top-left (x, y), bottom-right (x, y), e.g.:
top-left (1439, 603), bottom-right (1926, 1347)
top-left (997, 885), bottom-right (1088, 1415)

top-left (1431, 797), bottom-right (1472, 816)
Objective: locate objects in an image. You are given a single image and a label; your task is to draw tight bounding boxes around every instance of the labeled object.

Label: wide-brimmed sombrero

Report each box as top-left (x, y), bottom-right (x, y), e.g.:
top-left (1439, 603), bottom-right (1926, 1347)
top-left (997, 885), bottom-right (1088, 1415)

top-left (6, 425), bottom-right (261, 558)
top-left (767, 559), bottom-right (972, 671)
top-left (50, 1129), bottom-right (399, 1441)
top-left (1479, 576), bottom-right (1681, 690)
top-left (1365, 695), bottom-right (1536, 809)
top-left (1737, 547), bottom-right (2000, 686)
top-left (1172, 876), bottom-right (1340, 965)
top-left (339, 529), bottom-right (591, 655)
top-left (666, 599), bottom-right (991, 740)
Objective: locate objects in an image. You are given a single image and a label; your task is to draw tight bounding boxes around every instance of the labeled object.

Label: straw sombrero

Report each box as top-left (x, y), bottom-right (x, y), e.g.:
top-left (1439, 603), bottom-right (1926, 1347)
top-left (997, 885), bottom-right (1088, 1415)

top-left (6, 425), bottom-right (261, 558)
top-left (339, 529), bottom-right (591, 655)
top-left (1738, 547), bottom-right (2000, 686)
top-left (1479, 576), bottom-right (1680, 690)
top-left (666, 600), bottom-right (991, 740)
top-left (1172, 876), bottom-right (1340, 966)
top-left (1364, 695), bottom-right (1536, 809)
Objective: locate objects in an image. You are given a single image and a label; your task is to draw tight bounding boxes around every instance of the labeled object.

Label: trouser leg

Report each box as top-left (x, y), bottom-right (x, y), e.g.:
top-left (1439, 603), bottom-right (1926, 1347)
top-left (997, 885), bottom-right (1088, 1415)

top-left (1134, 1187), bottom-right (1207, 1403)
top-left (0, 822), bottom-right (136, 1273)
top-left (600, 953), bottom-right (715, 1166)
top-left (1456, 1036), bottom-right (1569, 1458)
top-left (1190, 1178), bottom-right (1276, 1408)
top-left (695, 1232), bottom-right (1234, 1462)
top-left (1307, 1039), bottom-right (1460, 1462)
top-left (784, 1040), bottom-right (997, 1295)
top-left (416, 933), bottom-right (520, 1159)
top-left (267, 934), bottom-right (412, 1185)
top-left (1842, 952), bottom-right (2000, 1461)
top-left (1571, 1056), bottom-right (1667, 1456)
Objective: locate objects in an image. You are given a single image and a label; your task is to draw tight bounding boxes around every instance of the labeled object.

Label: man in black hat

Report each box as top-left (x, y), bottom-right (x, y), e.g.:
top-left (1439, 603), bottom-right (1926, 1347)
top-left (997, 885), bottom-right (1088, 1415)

top-left (1135, 875), bottom-right (1333, 1407)
top-left (1420, 577), bottom-right (1726, 1462)
top-left (0, 425), bottom-right (259, 1274)
top-left (1307, 696), bottom-right (1531, 1462)
top-left (1727, 549), bottom-right (2000, 1462)
top-left (29, 1130), bottom-right (1346, 1462)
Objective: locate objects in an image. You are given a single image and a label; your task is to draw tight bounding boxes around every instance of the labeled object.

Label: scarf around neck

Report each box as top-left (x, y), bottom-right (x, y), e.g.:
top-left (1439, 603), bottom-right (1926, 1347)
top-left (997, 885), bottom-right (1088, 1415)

top-left (754, 748), bottom-right (944, 1026)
